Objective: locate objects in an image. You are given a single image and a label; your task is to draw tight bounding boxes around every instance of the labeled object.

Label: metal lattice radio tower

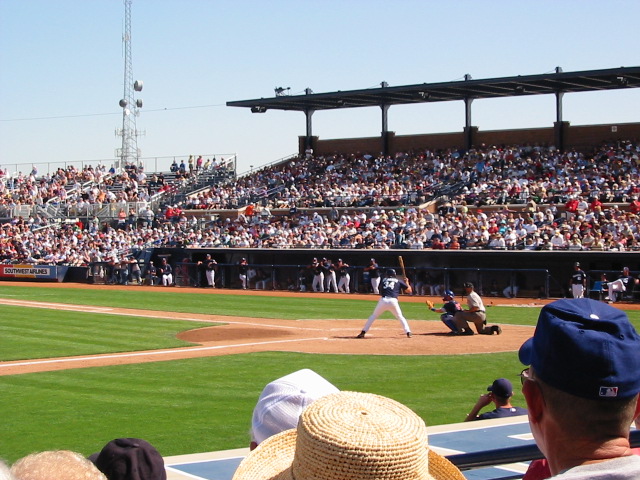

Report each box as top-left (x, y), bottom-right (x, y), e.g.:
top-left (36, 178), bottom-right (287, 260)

top-left (115, 0), bottom-right (144, 171)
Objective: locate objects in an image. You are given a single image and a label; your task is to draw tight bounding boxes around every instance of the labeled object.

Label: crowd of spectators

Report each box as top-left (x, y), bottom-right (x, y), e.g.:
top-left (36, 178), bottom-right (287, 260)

top-left (183, 140), bottom-right (640, 210)
top-left (0, 140), bottom-right (639, 265)
top-left (0, 163), bottom-right (151, 210)
top-left (0, 155), bottom-right (234, 218)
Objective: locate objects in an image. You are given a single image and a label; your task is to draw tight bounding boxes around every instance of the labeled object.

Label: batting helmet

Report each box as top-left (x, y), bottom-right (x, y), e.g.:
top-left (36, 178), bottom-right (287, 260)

top-left (386, 268), bottom-right (397, 276)
top-left (443, 290), bottom-right (454, 299)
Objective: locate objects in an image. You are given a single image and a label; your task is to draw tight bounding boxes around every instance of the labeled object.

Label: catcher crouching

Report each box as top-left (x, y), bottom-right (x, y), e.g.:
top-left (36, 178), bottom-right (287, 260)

top-left (426, 290), bottom-right (461, 333)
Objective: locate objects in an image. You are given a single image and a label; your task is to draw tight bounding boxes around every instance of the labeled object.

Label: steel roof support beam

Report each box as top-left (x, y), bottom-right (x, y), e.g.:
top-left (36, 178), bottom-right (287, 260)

top-left (305, 108), bottom-right (315, 151)
top-left (556, 90), bottom-right (564, 124)
top-left (303, 87), bottom-right (315, 151)
top-left (555, 90), bottom-right (566, 151)
top-left (381, 104), bottom-right (390, 155)
top-left (463, 96), bottom-right (475, 150)
top-left (380, 82), bottom-right (390, 155)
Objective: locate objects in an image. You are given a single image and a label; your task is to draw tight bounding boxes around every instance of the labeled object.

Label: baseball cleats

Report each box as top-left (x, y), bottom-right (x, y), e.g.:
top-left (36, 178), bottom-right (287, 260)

top-left (356, 331), bottom-right (366, 339)
top-left (460, 329), bottom-right (474, 336)
top-left (406, 332), bottom-right (412, 338)
top-left (491, 325), bottom-right (502, 335)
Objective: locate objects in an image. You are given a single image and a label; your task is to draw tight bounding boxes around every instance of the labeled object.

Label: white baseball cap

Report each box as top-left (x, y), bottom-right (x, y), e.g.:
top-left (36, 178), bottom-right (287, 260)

top-left (250, 369), bottom-right (339, 445)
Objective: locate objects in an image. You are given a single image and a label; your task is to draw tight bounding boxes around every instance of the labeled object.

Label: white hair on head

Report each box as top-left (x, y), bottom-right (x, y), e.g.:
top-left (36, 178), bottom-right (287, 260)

top-left (0, 460), bottom-right (15, 480)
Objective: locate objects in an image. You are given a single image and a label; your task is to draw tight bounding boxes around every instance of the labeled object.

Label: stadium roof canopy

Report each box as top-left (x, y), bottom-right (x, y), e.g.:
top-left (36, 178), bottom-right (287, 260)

top-left (228, 66), bottom-right (640, 112)
top-left (227, 66), bottom-right (640, 151)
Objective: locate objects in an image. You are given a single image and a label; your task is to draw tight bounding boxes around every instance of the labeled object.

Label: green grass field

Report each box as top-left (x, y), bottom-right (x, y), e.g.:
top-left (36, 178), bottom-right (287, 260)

top-left (0, 285), bottom-right (638, 464)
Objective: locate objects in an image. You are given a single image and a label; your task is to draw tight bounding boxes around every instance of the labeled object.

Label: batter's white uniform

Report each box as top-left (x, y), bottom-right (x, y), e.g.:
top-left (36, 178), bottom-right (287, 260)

top-left (361, 276), bottom-right (411, 335)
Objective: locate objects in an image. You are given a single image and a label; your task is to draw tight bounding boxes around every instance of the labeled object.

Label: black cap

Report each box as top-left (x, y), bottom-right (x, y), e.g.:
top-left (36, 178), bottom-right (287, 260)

top-left (91, 438), bottom-right (166, 480)
top-left (463, 282), bottom-right (474, 288)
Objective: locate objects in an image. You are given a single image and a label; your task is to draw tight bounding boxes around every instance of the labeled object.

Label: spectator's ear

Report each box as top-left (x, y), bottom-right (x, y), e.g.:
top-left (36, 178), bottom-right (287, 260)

top-left (522, 380), bottom-right (545, 425)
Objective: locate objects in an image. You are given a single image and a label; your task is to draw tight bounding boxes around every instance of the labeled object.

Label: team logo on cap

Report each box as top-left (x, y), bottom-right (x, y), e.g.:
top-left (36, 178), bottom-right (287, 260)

top-left (599, 386), bottom-right (619, 397)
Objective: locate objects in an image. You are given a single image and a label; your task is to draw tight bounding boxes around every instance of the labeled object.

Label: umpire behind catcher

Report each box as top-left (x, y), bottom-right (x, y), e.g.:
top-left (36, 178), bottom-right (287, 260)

top-left (453, 282), bottom-right (500, 335)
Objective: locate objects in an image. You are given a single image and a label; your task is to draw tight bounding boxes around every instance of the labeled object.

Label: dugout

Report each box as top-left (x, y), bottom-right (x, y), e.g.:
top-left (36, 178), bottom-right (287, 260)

top-left (86, 248), bottom-right (640, 299)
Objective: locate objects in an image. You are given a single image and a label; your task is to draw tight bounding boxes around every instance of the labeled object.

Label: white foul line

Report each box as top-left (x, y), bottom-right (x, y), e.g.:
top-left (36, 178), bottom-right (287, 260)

top-left (0, 298), bottom-right (326, 331)
top-left (0, 337), bottom-right (328, 369)
top-left (0, 298), bottom-right (114, 312)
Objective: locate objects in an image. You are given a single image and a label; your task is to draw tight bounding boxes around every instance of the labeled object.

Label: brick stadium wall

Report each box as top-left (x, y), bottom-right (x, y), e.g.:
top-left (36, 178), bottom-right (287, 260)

top-left (475, 127), bottom-right (554, 148)
top-left (565, 123), bottom-right (640, 149)
top-left (391, 132), bottom-right (464, 152)
top-left (304, 122), bottom-right (640, 155)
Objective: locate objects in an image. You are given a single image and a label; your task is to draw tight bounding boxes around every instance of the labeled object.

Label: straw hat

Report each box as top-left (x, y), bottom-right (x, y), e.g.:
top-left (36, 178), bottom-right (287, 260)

top-left (232, 391), bottom-right (465, 480)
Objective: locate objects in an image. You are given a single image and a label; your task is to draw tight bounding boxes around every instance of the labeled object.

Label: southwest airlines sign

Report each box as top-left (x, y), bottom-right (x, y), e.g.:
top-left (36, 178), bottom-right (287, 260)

top-left (0, 264), bottom-right (67, 281)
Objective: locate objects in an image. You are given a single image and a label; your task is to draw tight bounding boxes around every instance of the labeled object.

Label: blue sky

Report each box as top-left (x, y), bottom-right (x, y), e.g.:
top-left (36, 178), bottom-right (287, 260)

top-left (1, 0), bottom-right (639, 174)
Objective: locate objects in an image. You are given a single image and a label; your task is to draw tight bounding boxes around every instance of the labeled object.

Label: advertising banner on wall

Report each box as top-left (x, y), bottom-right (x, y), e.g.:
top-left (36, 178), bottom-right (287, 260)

top-left (0, 264), bottom-right (68, 282)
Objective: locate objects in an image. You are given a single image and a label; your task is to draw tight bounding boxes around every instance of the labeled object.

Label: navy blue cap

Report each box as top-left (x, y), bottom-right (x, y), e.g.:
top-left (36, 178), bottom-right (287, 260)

top-left (488, 378), bottom-right (513, 398)
top-left (519, 298), bottom-right (640, 400)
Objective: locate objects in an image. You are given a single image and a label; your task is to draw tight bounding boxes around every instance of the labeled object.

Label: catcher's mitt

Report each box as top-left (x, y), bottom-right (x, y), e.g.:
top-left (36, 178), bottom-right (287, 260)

top-left (425, 300), bottom-right (434, 310)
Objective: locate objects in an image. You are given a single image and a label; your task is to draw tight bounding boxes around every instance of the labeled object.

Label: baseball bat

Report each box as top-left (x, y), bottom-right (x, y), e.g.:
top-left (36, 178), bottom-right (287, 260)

top-left (398, 255), bottom-right (407, 278)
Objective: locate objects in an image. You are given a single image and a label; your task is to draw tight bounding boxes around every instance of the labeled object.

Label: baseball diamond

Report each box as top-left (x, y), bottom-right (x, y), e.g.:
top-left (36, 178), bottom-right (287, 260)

top-left (2, 282), bottom-right (640, 376)
top-left (0, 281), bottom-right (549, 376)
